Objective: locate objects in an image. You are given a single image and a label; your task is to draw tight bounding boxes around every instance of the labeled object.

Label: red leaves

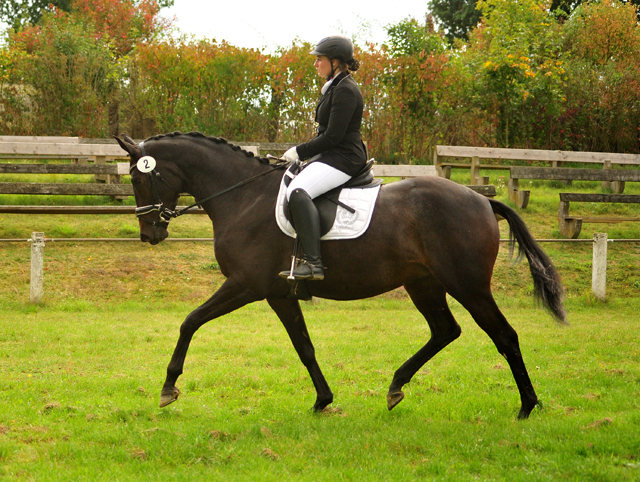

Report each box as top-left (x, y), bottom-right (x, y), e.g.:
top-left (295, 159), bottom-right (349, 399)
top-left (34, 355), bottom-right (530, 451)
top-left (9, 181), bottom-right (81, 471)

top-left (567, 0), bottom-right (640, 68)
top-left (70, 0), bottom-right (164, 56)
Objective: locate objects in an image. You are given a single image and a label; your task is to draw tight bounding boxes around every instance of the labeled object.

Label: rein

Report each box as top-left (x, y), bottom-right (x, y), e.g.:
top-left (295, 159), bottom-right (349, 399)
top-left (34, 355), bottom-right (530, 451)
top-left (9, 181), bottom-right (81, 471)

top-left (131, 141), bottom-right (286, 226)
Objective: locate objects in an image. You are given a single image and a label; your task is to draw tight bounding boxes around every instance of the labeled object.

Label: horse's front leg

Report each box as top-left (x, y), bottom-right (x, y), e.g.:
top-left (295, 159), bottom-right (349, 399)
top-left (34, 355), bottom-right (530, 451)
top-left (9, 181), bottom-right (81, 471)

top-left (267, 297), bottom-right (333, 412)
top-left (160, 278), bottom-right (258, 408)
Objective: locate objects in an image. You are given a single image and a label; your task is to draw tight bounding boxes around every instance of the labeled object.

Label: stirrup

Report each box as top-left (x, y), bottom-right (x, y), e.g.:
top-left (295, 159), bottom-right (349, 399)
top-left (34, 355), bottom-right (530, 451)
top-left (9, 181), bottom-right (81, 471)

top-left (279, 259), bottom-right (324, 280)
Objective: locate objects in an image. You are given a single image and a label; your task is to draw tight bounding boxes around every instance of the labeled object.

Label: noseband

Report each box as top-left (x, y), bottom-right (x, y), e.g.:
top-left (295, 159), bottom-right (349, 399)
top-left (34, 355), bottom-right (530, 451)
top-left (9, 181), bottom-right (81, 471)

top-left (130, 141), bottom-right (285, 227)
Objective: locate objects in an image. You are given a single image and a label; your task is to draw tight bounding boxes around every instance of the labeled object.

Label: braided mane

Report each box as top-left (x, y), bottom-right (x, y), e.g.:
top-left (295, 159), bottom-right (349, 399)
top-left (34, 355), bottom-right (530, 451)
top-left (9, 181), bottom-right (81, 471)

top-left (145, 131), bottom-right (272, 165)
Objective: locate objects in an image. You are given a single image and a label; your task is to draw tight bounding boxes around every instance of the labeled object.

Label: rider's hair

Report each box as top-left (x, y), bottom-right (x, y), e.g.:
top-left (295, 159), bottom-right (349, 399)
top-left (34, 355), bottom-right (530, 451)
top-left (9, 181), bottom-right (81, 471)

top-left (333, 58), bottom-right (360, 73)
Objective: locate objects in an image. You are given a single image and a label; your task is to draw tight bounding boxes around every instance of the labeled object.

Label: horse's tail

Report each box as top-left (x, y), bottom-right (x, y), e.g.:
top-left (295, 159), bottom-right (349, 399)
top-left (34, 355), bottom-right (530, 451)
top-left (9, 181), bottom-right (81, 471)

top-left (489, 199), bottom-right (567, 324)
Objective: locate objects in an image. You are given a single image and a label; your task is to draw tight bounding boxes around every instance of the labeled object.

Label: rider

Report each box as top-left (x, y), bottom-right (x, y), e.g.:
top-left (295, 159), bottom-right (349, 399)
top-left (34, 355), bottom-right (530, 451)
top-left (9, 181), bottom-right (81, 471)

top-left (279, 35), bottom-right (367, 281)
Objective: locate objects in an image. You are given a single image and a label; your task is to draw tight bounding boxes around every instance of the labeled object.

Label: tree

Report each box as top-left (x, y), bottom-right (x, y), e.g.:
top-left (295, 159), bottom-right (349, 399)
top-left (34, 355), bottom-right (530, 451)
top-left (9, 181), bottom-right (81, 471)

top-left (560, 0), bottom-right (640, 152)
top-left (428, 0), bottom-right (483, 42)
top-left (1, 1), bottom-right (72, 31)
top-left (72, 0), bottom-right (169, 56)
top-left (550, 0), bottom-right (584, 19)
top-left (465, 0), bottom-right (566, 147)
top-left (2, 9), bottom-right (117, 136)
top-left (384, 17), bottom-right (449, 161)
top-left (0, 0), bottom-right (172, 31)
top-left (1, 0), bottom-right (170, 136)
top-left (550, 0), bottom-right (640, 22)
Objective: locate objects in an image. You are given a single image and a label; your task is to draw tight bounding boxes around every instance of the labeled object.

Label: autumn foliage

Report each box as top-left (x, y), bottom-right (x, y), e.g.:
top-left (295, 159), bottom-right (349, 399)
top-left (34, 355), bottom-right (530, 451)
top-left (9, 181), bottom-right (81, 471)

top-left (72, 0), bottom-right (166, 55)
top-left (1, 0), bottom-right (640, 161)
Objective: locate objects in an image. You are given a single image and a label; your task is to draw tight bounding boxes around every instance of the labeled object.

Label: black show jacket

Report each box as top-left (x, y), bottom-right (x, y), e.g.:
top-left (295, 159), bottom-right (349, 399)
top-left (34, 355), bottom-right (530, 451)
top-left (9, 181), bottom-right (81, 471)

top-left (295, 71), bottom-right (367, 177)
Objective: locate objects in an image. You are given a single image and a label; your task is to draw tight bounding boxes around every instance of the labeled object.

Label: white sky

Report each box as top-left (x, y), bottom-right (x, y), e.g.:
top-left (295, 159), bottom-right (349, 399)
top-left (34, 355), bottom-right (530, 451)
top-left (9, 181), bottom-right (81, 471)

top-left (161, 0), bottom-right (431, 51)
top-left (0, 1), bottom-right (431, 50)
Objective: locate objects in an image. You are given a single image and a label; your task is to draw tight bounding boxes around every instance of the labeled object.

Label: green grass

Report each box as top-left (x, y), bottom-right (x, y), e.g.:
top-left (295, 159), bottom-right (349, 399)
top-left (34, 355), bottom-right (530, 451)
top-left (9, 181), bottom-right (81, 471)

top-left (1, 299), bottom-right (639, 480)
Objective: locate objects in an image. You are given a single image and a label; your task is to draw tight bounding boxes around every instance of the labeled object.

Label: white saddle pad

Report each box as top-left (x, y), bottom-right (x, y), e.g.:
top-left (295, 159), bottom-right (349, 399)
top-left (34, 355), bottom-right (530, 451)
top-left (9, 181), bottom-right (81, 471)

top-left (275, 174), bottom-right (381, 240)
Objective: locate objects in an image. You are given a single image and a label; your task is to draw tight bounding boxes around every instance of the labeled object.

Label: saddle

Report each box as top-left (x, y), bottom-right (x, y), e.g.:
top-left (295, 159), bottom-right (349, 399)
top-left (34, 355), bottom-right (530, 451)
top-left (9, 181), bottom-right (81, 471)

top-left (281, 159), bottom-right (383, 237)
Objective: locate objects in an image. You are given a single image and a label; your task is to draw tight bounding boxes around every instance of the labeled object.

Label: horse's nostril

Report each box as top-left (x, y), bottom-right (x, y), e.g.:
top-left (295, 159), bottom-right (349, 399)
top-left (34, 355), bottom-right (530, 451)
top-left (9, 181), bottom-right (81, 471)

top-left (140, 234), bottom-right (151, 243)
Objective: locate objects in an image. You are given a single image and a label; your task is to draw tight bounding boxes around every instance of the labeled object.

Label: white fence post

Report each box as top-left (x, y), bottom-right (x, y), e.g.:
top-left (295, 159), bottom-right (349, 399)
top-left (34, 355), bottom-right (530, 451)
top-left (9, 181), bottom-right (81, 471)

top-left (30, 232), bottom-right (45, 304)
top-left (592, 233), bottom-right (608, 301)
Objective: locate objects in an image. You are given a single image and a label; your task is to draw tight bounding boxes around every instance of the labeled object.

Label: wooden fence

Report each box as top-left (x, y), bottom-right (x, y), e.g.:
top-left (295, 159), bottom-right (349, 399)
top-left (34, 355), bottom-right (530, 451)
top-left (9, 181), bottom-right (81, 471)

top-left (0, 138), bottom-right (496, 215)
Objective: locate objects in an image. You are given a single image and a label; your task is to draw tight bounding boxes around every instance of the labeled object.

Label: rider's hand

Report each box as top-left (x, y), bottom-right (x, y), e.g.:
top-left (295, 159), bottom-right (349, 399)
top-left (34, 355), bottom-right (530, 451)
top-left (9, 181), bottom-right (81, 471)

top-left (283, 147), bottom-right (299, 162)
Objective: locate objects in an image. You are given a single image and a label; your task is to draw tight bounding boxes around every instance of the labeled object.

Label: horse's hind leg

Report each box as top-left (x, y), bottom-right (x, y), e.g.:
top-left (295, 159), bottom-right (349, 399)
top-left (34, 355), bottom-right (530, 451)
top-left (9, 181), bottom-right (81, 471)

top-left (388, 277), bottom-right (461, 410)
top-left (460, 292), bottom-right (538, 419)
top-left (267, 297), bottom-right (333, 412)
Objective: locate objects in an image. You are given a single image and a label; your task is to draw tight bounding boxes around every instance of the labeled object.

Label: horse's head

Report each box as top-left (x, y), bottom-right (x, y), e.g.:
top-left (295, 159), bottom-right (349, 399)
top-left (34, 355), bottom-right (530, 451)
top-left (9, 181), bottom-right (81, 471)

top-left (115, 135), bottom-right (183, 245)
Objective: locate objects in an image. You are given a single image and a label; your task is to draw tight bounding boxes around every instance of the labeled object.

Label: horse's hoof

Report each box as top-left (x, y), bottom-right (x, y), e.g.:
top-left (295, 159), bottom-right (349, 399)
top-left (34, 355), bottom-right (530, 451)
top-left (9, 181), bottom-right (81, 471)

top-left (159, 387), bottom-right (181, 408)
top-left (313, 396), bottom-right (334, 413)
top-left (517, 399), bottom-right (539, 419)
top-left (387, 391), bottom-right (405, 411)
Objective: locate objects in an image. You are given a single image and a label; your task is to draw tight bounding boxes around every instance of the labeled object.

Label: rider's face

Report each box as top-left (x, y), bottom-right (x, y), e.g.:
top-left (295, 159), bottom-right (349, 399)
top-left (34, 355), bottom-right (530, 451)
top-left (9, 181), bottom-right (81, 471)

top-left (314, 55), bottom-right (335, 78)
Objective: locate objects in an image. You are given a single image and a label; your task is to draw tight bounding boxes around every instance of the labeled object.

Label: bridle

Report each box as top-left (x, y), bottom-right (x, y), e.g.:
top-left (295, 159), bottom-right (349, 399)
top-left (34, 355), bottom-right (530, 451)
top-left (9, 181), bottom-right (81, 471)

top-left (130, 141), bottom-right (285, 226)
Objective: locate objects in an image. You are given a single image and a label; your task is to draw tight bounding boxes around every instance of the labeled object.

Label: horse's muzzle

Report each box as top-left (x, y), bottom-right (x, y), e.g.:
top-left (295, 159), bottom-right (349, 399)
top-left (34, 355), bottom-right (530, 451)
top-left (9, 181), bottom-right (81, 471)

top-left (140, 224), bottom-right (168, 245)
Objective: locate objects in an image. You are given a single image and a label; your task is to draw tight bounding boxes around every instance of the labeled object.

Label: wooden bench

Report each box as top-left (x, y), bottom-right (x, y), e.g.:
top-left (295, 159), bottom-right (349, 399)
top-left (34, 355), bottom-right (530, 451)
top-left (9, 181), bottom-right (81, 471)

top-left (558, 193), bottom-right (640, 238)
top-left (509, 166), bottom-right (640, 208)
top-left (434, 145), bottom-right (640, 186)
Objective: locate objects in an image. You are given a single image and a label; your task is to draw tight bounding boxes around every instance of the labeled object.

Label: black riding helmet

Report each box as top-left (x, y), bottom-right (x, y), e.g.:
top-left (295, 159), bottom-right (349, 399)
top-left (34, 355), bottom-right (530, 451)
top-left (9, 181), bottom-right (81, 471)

top-left (311, 36), bottom-right (359, 80)
top-left (311, 35), bottom-right (354, 63)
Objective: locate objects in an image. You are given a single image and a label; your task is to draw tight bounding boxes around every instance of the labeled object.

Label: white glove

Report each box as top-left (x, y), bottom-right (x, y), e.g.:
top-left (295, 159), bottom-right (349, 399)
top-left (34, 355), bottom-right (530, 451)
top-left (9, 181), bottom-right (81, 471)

top-left (283, 146), bottom-right (299, 162)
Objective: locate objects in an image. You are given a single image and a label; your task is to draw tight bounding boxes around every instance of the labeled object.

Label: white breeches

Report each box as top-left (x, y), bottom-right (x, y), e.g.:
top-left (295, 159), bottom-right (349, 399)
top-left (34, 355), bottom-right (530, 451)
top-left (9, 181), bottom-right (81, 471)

top-left (286, 161), bottom-right (351, 201)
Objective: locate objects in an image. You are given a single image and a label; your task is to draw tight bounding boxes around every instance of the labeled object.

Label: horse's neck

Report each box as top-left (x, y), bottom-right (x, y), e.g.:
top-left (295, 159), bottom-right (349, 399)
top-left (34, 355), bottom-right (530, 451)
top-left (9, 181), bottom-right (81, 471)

top-left (183, 155), bottom-right (280, 226)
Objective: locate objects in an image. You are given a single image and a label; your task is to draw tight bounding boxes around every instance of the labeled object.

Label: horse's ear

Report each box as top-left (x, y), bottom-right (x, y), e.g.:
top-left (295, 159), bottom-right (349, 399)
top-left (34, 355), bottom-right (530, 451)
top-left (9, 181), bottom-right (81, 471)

top-left (114, 134), bottom-right (141, 158)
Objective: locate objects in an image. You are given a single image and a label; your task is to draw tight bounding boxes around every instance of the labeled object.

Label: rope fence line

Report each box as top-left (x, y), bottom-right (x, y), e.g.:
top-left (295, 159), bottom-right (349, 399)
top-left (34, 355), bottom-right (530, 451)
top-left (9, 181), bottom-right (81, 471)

top-left (529, 239), bottom-right (640, 243)
top-left (0, 237), bottom-right (214, 242)
top-left (2, 237), bottom-right (640, 243)
top-left (1, 233), bottom-right (635, 303)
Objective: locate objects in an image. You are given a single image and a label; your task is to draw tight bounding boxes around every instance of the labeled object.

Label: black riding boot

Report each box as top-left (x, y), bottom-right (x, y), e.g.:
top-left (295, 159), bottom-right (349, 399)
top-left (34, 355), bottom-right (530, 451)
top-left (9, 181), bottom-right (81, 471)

top-left (279, 188), bottom-right (325, 280)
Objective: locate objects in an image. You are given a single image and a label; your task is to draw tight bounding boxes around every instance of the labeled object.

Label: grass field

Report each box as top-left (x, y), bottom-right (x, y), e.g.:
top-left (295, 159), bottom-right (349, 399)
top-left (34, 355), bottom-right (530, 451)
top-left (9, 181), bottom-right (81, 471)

top-left (1, 299), bottom-right (639, 481)
top-left (1, 167), bottom-right (639, 480)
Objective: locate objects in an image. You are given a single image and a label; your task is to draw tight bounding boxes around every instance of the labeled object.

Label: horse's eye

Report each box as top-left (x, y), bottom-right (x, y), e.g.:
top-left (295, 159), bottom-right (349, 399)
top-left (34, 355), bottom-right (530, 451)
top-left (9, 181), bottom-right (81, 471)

top-left (132, 177), bottom-right (143, 187)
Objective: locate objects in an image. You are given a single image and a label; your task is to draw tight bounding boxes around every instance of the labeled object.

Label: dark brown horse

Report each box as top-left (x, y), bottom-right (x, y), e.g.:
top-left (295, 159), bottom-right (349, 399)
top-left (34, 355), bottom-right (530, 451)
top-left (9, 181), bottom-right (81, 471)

top-left (116, 132), bottom-right (565, 419)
